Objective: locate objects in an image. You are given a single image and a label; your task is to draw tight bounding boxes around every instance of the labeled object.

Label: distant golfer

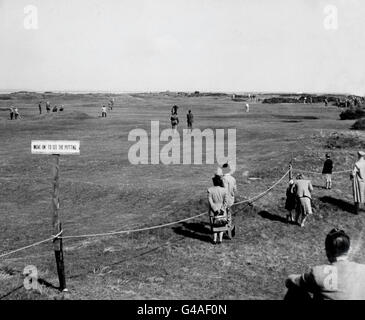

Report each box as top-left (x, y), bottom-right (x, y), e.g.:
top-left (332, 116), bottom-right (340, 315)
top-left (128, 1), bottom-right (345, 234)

top-left (322, 153), bottom-right (333, 189)
top-left (351, 151), bottom-right (365, 214)
top-left (245, 103), bottom-right (250, 113)
top-left (170, 108), bottom-right (179, 133)
top-left (46, 101), bottom-right (51, 113)
top-left (14, 107), bottom-right (19, 119)
top-left (171, 105), bottom-right (179, 115)
top-left (38, 102), bottom-right (42, 114)
top-left (187, 110), bottom-right (193, 131)
top-left (9, 106), bottom-right (14, 120)
top-left (101, 105), bottom-right (107, 118)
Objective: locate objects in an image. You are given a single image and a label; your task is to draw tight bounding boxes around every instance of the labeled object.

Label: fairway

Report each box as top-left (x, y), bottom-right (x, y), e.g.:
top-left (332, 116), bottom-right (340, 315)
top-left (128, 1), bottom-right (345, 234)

top-left (1, 93), bottom-right (364, 299)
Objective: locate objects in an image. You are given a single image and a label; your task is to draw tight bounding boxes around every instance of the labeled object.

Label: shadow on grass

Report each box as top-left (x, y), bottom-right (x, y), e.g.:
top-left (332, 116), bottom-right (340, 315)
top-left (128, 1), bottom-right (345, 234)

top-left (68, 236), bottom-right (187, 280)
top-left (172, 222), bottom-right (212, 243)
top-left (313, 184), bottom-right (326, 190)
top-left (0, 278), bottom-right (59, 300)
top-left (319, 196), bottom-right (355, 214)
top-left (257, 210), bottom-right (288, 224)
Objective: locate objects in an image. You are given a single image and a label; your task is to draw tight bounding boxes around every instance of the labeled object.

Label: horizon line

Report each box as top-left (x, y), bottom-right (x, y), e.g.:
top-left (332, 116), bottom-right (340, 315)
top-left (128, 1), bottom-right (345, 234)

top-left (0, 89), bottom-right (362, 96)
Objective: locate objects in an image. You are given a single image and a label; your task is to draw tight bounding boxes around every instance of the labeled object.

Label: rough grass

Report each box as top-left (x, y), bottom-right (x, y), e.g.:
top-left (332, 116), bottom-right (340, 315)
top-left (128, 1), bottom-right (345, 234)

top-left (352, 118), bottom-right (365, 130)
top-left (1, 94), bottom-right (365, 300)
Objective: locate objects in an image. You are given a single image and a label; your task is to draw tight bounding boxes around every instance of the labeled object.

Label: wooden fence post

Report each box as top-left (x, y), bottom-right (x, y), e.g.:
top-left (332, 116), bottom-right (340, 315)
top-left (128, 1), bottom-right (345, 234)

top-left (52, 154), bottom-right (67, 292)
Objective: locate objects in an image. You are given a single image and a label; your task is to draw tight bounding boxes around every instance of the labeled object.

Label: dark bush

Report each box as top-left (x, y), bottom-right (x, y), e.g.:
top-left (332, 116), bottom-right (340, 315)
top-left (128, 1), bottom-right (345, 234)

top-left (262, 97), bottom-right (299, 104)
top-left (352, 118), bottom-right (365, 130)
top-left (339, 107), bottom-right (365, 120)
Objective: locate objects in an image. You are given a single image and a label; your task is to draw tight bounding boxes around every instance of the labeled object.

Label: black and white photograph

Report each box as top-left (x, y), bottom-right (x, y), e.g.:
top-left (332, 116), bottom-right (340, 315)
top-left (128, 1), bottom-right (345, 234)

top-left (1, 0), bottom-right (365, 305)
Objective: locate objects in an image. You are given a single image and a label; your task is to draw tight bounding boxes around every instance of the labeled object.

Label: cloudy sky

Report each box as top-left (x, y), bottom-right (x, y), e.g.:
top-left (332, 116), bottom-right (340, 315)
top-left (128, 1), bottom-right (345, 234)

top-left (0, 0), bottom-right (364, 94)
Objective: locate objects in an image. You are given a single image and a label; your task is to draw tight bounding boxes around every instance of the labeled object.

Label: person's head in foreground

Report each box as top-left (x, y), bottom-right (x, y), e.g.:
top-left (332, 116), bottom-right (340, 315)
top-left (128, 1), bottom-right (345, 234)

top-left (285, 228), bottom-right (365, 300)
top-left (325, 228), bottom-right (350, 263)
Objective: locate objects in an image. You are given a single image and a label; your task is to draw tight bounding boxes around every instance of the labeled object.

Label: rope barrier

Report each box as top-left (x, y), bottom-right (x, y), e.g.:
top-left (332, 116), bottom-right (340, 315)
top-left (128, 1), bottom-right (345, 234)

top-left (0, 170), bottom-right (290, 259)
top-left (61, 170), bottom-right (290, 240)
top-left (293, 168), bottom-right (352, 175)
top-left (234, 170), bottom-right (290, 205)
top-left (0, 230), bottom-right (63, 259)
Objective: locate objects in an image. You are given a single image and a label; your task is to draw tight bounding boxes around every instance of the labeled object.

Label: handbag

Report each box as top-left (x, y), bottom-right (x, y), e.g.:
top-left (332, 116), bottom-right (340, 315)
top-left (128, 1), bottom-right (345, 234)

top-left (213, 209), bottom-right (228, 227)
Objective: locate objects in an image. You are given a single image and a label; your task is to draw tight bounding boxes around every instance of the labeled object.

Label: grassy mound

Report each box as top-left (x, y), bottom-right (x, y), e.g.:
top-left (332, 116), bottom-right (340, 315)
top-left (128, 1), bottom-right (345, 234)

top-left (352, 118), bottom-right (365, 130)
top-left (339, 107), bottom-right (365, 120)
top-left (325, 132), bottom-right (365, 149)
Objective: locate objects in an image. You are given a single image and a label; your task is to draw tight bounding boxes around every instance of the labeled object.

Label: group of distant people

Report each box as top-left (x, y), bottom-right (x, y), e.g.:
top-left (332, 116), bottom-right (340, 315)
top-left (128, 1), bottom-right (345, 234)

top-left (284, 153), bottom-right (333, 227)
top-left (38, 101), bottom-right (64, 114)
top-left (8, 106), bottom-right (20, 120)
top-left (284, 150), bottom-right (365, 227)
top-left (170, 105), bottom-right (194, 133)
top-left (101, 98), bottom-right (115, 118)
top-left (204, 152), bottom-right (365, 299)
top-left (335, 96), bottom-right (364, 108)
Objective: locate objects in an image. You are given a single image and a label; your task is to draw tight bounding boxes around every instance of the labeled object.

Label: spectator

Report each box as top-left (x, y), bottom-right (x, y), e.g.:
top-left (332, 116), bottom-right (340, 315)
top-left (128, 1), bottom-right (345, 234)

top-left (9, 106), bottom-right (14, 120)
top-left (293, 174), bottom-right (314, 227)
top-left (222, 163), bottom-right (237, 239)
top-left (351, 151), bottom-right (365, 214)
top-left (38, 101), bottom-right (42, 114)
top-left (322, 153), bottom-right (334, 189)
top-left (285, 228), bottom-right (365, 300)
top-left (208, 169), bottom-right (228, 245)
top-left (285, 180), bottom-right (296, 223)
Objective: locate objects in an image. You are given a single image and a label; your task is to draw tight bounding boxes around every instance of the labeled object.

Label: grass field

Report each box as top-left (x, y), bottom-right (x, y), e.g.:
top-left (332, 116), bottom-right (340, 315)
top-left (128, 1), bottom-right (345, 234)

top-left (1, 93), bottom-right (365, 300)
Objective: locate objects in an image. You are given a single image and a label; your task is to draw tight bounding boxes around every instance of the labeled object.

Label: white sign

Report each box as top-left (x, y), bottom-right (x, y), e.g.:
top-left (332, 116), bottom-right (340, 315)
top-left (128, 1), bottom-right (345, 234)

top-left (31, 140), bottom-right (80, 155)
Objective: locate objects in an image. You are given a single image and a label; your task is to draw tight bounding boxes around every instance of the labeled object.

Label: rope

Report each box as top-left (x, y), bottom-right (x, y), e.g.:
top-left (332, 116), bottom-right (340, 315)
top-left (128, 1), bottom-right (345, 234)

top-left (61, 170), bottom-right (290, 240)
top-left (234, 170), bottom-right (290, 205)
top-left (61, 213), bottom-right (207, 240)
top-left (0, 230), bottom-right (63, 259)
top-left (0, 170), bottom-right (290, 258)
top-left (293, 168), bottom-right (352, 175)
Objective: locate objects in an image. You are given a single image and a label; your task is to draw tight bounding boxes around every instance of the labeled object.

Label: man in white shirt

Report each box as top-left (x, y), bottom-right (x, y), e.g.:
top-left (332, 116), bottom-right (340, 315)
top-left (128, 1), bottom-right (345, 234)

top-left (101, 105), bottom-right (107, 118)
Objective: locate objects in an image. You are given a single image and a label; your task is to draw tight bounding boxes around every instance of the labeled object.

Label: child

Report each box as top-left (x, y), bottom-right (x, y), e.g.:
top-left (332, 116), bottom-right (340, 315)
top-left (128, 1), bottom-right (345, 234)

top-left (322, 153), bottom-right (333, 189)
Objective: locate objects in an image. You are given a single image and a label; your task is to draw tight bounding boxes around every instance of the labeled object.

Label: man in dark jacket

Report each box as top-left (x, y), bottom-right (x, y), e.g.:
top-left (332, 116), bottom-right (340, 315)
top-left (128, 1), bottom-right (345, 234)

top-left (322, 153), bottom-right (333, 189)
top-left (186, 110), bottom-right (193, 132)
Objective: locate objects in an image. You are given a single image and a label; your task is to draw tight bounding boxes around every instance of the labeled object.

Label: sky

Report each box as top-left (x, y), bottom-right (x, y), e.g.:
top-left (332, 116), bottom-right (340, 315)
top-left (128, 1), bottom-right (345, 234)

top-left (0, 0), bottom-right (364, 94)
